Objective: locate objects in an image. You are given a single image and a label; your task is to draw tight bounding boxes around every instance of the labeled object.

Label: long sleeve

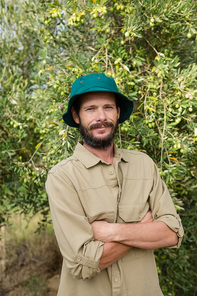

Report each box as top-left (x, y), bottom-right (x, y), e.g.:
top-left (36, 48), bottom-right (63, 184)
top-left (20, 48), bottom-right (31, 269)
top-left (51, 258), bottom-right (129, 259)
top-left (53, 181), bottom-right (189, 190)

top-left (149, 163), bottom-right (184, 248)
top-left (46, 170), bottom-right (104, 280)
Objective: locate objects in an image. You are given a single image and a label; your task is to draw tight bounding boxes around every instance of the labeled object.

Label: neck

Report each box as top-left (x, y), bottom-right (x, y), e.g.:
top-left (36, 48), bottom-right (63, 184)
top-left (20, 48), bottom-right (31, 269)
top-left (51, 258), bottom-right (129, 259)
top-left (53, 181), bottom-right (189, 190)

top-left (83, 142), bottom-right (114, 164)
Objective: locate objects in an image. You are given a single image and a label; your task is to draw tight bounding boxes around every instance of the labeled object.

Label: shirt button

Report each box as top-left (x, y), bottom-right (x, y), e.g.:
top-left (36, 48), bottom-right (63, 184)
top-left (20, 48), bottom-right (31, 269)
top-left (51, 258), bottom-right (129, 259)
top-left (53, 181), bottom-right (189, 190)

top-left (109, 171), bottom-right (114, 175)
top-left (113, 277), bottom-right (119, 283)
top-left (77, 257), bottom-right (81, 262)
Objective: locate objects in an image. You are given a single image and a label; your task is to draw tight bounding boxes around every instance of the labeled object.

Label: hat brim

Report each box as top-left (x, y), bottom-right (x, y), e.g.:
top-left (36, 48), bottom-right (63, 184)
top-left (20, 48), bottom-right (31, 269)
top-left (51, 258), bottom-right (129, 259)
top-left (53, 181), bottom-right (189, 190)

top-left (63, 88), bottom-right (133, 128)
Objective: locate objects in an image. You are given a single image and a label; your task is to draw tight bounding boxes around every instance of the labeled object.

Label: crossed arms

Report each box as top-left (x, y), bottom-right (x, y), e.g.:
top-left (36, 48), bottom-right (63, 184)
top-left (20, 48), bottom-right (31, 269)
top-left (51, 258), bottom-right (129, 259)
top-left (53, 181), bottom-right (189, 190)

top-left (46, 165), bottom-right (183, 279)
top-left (91, 211), bottom-right (178, 270)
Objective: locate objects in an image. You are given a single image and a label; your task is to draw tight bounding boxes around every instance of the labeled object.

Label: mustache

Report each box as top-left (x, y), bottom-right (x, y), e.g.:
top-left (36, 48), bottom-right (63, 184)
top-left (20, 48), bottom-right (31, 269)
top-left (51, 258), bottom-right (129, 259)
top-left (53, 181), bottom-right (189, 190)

top-left (90, 121), bottom-right (114, 130)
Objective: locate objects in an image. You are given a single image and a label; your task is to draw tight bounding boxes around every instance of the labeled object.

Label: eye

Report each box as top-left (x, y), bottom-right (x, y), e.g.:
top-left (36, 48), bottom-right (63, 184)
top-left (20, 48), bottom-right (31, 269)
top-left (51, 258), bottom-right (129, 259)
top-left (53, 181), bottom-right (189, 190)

top-left (86, 107), bottom-right (94, 111)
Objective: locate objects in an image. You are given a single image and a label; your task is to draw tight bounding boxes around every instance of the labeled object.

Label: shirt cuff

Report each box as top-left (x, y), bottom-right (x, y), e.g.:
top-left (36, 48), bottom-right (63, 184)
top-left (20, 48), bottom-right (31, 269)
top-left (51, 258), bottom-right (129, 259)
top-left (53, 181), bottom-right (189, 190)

top-left (156, 214), bottom-right (184, 248)
top-left (67, 240), bottom-right (104, 280)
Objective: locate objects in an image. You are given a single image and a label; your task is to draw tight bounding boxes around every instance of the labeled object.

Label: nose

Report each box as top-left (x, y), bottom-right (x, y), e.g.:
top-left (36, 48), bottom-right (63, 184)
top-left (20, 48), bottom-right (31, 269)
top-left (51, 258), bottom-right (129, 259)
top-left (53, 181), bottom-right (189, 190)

top-left (96, 107), bottom-right (107, 122)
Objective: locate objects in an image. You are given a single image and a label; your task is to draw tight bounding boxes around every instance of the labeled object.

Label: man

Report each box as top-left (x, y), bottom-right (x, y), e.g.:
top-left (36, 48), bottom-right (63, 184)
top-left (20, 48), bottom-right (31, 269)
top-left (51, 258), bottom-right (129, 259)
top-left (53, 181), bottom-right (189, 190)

top-left (46, 73), bottom-right (184, 296)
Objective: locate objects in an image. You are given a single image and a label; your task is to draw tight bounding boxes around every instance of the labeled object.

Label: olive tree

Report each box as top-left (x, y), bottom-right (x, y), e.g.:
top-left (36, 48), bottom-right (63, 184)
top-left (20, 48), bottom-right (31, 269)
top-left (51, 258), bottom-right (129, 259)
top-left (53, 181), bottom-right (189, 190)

top-left (0, 0), bottom-right (197, 294)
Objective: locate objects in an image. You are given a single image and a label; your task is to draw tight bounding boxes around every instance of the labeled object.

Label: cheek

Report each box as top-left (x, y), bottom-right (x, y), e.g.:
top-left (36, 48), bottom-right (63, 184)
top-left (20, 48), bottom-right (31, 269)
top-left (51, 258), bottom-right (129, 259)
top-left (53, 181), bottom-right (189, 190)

top-left (79, 114), bottom-right (93, 127)
top-left (112, 112), bottom-right (119, 122)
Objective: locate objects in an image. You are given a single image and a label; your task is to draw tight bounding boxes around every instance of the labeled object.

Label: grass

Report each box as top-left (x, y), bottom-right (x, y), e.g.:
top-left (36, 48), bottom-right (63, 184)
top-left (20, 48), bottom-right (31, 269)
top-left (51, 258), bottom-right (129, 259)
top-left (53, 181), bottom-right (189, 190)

top-left (1, 212), bottom-right (61, 296)
top-left (4, 212), bottom-right (53, 245)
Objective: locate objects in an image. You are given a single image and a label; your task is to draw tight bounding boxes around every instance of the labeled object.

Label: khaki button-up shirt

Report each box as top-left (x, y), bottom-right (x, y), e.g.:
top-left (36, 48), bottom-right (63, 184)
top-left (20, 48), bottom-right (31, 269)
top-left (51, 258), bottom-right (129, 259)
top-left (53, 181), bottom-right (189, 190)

top-left (46, 142), bottom-right (184, 296)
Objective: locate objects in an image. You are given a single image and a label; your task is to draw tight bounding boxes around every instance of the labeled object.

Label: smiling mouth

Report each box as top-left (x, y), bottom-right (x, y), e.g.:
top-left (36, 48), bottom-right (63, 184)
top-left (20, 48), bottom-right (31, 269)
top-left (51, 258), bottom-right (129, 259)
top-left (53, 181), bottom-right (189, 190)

top-left (91, 126), bottom-right (111, 134)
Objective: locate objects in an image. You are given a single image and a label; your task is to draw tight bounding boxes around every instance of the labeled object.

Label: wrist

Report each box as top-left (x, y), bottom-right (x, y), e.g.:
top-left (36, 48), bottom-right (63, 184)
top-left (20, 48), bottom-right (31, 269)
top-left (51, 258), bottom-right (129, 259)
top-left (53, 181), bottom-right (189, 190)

top-left (111, 223), bottom-right (121, 242)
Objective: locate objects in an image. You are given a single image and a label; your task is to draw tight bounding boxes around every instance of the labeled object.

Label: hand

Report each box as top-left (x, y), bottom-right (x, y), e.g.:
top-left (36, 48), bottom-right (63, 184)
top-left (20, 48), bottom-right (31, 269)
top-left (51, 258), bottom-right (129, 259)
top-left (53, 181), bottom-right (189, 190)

top-left (91, 221), bottom-right (114, 242)
top-left (140, 211), bottom-right (153, 223)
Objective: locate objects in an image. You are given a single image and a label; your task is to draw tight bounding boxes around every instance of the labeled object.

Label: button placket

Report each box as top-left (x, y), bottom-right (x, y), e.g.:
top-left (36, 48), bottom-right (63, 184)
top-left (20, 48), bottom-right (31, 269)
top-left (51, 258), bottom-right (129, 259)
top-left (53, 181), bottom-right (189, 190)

top-left (112, 263), bottom-right (121, 296)
top-left (113, 277), bottom-right (119, 283)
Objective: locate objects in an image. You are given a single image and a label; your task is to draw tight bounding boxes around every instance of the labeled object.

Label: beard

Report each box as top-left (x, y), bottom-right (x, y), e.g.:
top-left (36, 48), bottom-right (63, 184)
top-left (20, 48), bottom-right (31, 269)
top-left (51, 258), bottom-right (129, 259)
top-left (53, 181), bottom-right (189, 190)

top-left (79, 119), bottom-right (118, 149)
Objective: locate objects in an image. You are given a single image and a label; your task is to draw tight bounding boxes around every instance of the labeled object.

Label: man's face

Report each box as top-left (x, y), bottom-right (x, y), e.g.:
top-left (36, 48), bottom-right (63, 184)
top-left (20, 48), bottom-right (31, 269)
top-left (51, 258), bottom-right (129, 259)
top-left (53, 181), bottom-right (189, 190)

top-left (72, 92), bottom-right (120, 149)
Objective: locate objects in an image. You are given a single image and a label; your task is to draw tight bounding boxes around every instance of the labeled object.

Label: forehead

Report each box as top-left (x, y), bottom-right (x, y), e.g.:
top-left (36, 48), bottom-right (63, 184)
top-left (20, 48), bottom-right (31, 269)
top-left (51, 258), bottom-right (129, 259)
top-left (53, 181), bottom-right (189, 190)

top-left (80, 92), bottom-right (116, 106)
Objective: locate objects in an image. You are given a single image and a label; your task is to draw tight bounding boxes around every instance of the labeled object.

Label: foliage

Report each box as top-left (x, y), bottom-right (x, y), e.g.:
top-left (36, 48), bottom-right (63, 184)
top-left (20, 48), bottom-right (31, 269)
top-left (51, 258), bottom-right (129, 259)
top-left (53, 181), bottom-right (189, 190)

top-left (0, 0), bottom-right (197, 295)
top-left (24, 275), bottom-right (47, 296)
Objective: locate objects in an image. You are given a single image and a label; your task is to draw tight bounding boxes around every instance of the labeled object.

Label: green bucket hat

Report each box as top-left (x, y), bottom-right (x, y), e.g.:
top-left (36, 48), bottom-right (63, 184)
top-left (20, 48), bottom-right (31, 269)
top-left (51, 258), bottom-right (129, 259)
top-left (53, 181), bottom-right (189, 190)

top-left (63, 73), bottom-right (133, 127)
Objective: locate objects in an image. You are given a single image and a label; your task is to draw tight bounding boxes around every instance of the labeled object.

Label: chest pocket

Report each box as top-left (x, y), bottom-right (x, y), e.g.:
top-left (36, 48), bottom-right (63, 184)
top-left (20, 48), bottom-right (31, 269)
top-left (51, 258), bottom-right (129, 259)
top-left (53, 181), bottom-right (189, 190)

top-left (118, 201), bottom-right (150, 262)
top-left (119, 202), bottom-right (150, 223)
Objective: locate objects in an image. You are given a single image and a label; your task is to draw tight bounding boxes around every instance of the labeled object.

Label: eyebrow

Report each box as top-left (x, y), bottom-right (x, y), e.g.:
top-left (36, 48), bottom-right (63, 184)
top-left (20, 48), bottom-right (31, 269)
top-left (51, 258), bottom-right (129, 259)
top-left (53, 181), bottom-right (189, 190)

top-left (82, 104), bottom-right (96, 109)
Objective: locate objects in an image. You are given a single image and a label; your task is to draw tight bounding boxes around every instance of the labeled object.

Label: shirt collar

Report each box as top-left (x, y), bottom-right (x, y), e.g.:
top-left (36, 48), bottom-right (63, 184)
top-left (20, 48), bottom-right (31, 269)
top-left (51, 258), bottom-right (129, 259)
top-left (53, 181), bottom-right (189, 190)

top-left (73, 142), bottom-right (128, 168)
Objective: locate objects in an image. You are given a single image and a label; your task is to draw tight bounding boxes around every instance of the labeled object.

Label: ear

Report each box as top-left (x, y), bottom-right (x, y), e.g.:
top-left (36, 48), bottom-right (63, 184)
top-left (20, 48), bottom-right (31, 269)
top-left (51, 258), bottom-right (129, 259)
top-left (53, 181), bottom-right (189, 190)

top-left (71, 106), bottom-right (80, 124)
top-left (117, 106), bottom-right (120, 120)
